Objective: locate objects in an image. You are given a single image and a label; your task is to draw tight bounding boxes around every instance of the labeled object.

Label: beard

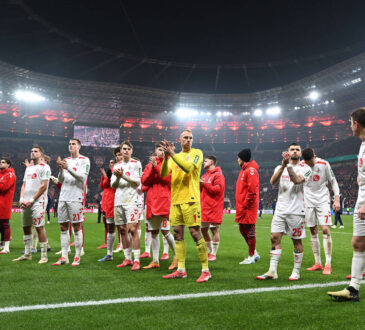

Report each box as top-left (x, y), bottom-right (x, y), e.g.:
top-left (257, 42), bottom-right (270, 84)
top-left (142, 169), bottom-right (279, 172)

top-left (290, 156), bottom-right (300, 160)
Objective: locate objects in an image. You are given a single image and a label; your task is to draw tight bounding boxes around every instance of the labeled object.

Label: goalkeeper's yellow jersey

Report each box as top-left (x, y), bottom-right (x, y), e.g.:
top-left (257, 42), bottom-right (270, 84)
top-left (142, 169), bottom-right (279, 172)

top-left (165, 148), bottom-right (203, 205)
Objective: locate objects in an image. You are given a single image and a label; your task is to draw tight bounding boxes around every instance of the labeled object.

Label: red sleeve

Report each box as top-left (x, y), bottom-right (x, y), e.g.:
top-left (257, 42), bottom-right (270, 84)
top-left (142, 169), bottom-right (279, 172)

top-left (242, 169), bottom-right (258, 209)
top-left (141, 163), bottom-right (155, 187)
top-left (141, 184), bottom-right (149, 193)
top-left (56, 182), bottom-right (62, 190)
top-left (100, 176), bottom-right (110, 190)
top-left (0, 173), bottom-right (16, 192)
top-left (154, 163), bottom-right (171, 185)
top-left (204, 173), bottom-right (225, 195)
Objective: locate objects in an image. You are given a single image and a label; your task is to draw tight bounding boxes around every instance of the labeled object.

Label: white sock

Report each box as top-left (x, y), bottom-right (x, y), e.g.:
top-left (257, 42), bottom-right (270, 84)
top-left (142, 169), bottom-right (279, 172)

top-left (205, 240), bottom-right (213, 254)
top-left (212, 241), bottom-right (220, 256)
top-left (107, 232), bottom-right (116, 256)
top-left (350, 251), bottom-right (365, 291)
top-left (31, 228), bottom-right (38, 250)
top-left (162, 235), bottom-right (169, 254)
top-left (24, 234), bottom-right (32, 255)
top-left (269, 249), bottom-right (282, 273)
top-left (40, 241), bottom-right (48, 259)
top-left (145, 231), bottom-right (151, 254)
top-left (61, 231), bottom-right (70, 259)
top-left (74, 230), bottom-right (83, 258)
top-left (152, 233), bottom-right (160, 263)
top-left (124, 248), bottom-right (132, 261)
top-left (127, 233), bottom-right (133, 256)
top-left (323, 234), bottom-right (332, 266)
top-left (3, 241), bottom-right (10, 251)
top-left (133, 249), bottom-right (140, 263)
top-left (138, 229), bottom-right (141, 239)
top-left (164, 232), bottom-right (175, 257)
top-left (293, 252), bottom-right (303, 274)
top-left (310, 234), bottom-right (321, 265)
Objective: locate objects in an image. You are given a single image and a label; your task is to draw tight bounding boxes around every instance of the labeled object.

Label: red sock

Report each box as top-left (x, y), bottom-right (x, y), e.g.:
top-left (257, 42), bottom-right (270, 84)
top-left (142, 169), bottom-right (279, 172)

top-left (2, 220), bottom-right (11, 241)
top-left (82, 225), bottom-right (85, 247)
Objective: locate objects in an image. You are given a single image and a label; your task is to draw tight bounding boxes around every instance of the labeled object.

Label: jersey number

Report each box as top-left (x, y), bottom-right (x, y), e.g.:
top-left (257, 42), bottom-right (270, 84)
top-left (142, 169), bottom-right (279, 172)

top-left (292, 227), bottom-right (302, 237)
top-left (73, 213), bottom-right (81, 221)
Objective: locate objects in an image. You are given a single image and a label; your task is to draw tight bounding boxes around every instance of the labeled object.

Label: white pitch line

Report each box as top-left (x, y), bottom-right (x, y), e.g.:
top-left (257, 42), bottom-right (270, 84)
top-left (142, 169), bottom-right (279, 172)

top-left (0, 281), bottom-right (358, 314)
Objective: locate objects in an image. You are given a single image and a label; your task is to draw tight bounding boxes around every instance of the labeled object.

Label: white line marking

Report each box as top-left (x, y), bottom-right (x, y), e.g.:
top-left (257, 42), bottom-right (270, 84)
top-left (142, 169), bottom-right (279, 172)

top-left (0, 281), bottom-right (357, 313)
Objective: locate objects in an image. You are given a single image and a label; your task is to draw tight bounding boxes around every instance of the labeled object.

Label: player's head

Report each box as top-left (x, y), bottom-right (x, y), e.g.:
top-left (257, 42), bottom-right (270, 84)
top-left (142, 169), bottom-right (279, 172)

top-left (0, 158), bottom-right (11, 170)
top-left (204, 155), bottom-right (217, 170)
top-left (155, 141), bottom-right (165, 158)
top-left (120, 140), bottom-right (133, 160)
top-left (237, 148), bottom-right (251, 167)
top-left (179, 130), bottom-right (193, 151)
top-left (288, 143), bottom-right (301, 160)
top-left (43, 154), bottom-right (51, 164)
top-left (69, 138), bottom-right (81, 154)
top-left (302, 148), bottom-right (316, 167)
top-left (31, 145), bottom-right (44, 162)
top-left (113, 147), bottom-right (123, 162)
top-left (350, 108), bottom-right (365, 137)
top-left (109, 159), bottom-right (115, 169)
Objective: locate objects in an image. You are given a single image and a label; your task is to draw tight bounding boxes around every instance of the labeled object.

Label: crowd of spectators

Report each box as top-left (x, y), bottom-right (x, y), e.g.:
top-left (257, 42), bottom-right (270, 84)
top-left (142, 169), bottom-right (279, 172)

top-left (0, 135), bottom-right (360, 210)
top-left (74, 126), bottom-right (120, 148)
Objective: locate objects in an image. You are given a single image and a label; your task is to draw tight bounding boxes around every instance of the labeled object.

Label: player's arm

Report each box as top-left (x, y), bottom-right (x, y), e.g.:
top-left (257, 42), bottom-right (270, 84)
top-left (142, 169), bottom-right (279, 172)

top-left (122, 162), bottom-right (141, 187)
top-left (19, 181), bottom-right (26, 205)
top-left (161, 154), bottom-right (172, 178)
top-left (0, 171), bottom-right (16, 192)
top-left (270, 165), bottom-right (285, 185)
top-left (65, 158), bottom-right (90, 183)
top-left (141, 163), bottom-right (155, 187)
top-left (110, 173), bottom-right (126, 189)
top-left (203, 173), bottom-right (225, 195)
top-left (286, 164), bottom-right (305, 184)
top-left (23, 179), bottom-right (49, 209)
top-left (326, 163), bottom-right (340, 211)
top-left (241, 169), bottom-right (259, 209)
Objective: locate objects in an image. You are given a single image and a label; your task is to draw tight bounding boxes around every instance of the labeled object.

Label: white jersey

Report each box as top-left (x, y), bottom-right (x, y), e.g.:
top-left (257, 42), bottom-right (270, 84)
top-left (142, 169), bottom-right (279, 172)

top-left (111, 159), bottom-right (142, 207)
top-left (58, 155), bottom-right (90, 203)
top-left (23, 162), bottom-right (51, 204)
top-left (356, 141), bottom-right (365, 211)
top-left (302, 158), bottom-right (340, 207)
top-left (273, 163), bottom-right (312, 215)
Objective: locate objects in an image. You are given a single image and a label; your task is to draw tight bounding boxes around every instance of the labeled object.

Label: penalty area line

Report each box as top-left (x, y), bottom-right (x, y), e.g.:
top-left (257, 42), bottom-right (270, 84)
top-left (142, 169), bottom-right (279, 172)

top-left (0, 281), bottom-right (354, 313)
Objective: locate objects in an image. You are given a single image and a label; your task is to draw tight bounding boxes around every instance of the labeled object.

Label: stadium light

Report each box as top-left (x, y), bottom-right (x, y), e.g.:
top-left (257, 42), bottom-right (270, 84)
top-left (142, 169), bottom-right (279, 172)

top-left (253, 109), bottom-right (262, 117)
top-left (175, 107), bottom-right (198, 118)
top-left (15, 90), bottom-right (45, 102)
top-left (308, 91), bottom-right (320, 101)
top-left (266, 106), bottom-right (281, 115)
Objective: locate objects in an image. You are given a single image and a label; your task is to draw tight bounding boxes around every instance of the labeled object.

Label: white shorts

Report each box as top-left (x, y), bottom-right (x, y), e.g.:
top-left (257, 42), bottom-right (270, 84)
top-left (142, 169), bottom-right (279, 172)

top-left (146, 215), bottom-right (170, 231)
top-left (22, 203), bottom-right (46, 227)
top-left (114, 205), bottom-right (139, 225)
top-left (305, 204), bottom-right (332, 227)
top-left (201, 222), bottom-right (221, 229)
top-left (106, 217), bottom-right (115, 224)
top-left (271, 213), bottom-right (306, 239)
top-left (58, 201), bottom-right (85, 224)
top-left (353, 212), bottom-right (365, 236)
top-left (138, 206), bottom-right (144, 222)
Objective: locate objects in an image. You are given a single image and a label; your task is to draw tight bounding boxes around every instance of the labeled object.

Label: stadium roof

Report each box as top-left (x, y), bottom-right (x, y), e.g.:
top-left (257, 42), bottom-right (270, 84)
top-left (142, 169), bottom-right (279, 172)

top-left (1, 0), bottom-right (365, 94)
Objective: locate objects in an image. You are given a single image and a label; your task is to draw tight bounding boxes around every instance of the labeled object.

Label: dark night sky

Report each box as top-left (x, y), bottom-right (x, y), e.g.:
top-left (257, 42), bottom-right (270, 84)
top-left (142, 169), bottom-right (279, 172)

top-left (1, 0), bottom-right (365, 93)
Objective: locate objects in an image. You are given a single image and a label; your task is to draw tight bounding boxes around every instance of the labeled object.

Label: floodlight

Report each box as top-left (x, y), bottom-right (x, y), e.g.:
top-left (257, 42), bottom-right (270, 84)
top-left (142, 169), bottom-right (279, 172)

top-left (175, 108), bottom-right (198, 118)
top-left (15, 90), bottom-right (45, 102)
top-left (308, 91), bottom-right (320, 101)
top-left (253, 109), bottom-right (262, 117)
top-left (266, 106), bottom-right (281, 115)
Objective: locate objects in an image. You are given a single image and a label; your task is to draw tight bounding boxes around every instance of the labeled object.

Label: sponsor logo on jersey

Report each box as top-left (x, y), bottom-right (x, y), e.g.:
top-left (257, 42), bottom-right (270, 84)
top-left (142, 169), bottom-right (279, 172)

top-left (360, 158), bottom-right (363, 168)
top-left (125, 171), bottom-right (130, 176)
top-left (31, 173), bottom-right (37, 179)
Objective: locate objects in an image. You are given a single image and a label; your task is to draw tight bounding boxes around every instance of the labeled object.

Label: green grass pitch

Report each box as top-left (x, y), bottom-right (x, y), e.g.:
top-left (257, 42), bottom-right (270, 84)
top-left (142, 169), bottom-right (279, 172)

top-left (0, 213), bottom-right (363, 329)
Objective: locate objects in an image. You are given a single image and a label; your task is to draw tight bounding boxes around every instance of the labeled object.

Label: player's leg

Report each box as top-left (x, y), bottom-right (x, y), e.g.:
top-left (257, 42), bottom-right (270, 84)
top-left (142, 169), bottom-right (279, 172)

top-left (97, 212), bottom-right (108, 249)
top-left (143, 226), bottom-right (160, 269)
top-left (32, 203), bottom-right (48, 263)
top-left (163, 205), bottom-right (188, 279)
top-left (288, 215), bottom-right (306, 280)
top-left (30, 226), bottom-right (38, 253)
top-left (114, 205), bottom-right (132, 267)
top-left (128, 221), bottom-right (141, 270)
top-left (53, 201), bottom-right (71, 265)
top-left (98, 218), bottom-right (115, 261)
top-left (113, 226), bottom-right (123, 252)
top-left (305, 207), bottom-right (322, 270)
top-left (321, 225), bottom-right (332, 274)
top-left (13, 212), bottom-right (32, 261)
top-left (201, 222), bottom-right (212, 254)
top-left (256, 213), bottom-right (285, 280)
top-left (141, 221), bottom-right (151, 259)
top-left (161, 219), bottom-right (177, 268)
top-left (210, 225), bottom-right (221, 258)
top-left (0, 220), bottom-right (11, 253)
